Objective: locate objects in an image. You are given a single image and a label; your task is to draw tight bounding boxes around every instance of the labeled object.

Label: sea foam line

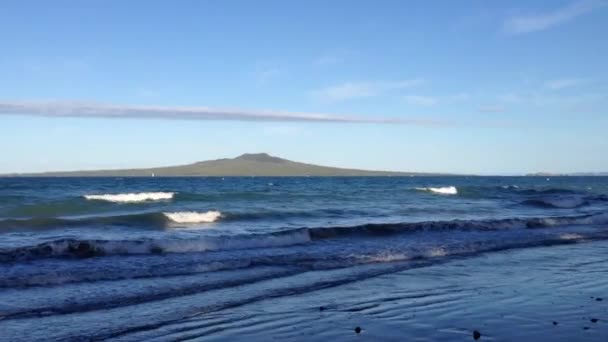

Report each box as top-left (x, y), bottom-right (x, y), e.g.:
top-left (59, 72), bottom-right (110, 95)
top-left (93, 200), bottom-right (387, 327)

top-left (84, 192), bottom-right (175, 203)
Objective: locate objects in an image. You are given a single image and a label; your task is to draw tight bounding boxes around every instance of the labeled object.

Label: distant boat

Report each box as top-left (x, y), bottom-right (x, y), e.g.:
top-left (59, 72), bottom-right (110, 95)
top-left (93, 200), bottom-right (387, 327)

top-left (151, 172), bottom-right (155, 177)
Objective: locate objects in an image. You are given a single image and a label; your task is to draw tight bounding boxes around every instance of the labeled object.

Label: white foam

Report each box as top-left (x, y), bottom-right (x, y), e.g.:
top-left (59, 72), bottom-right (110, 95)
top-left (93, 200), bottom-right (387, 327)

top-left (84, 192), bottom-right (175, 203)
top-left (425, 247), bottom-right (448, 257)
top-left (164, 211), bottom-right (222, 224)
top-left (543, 197), bottom-right (587, 209)
top-left (502, 185), bottom-right (519, 189)
top-left (416, 186), bottom-right (458, 195)
top-left (559, 233), bottom-right (584, 240)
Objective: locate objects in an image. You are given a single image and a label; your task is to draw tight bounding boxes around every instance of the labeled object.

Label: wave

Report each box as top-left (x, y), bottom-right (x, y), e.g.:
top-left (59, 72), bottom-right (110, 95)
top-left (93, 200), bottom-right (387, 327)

top-left (163, 211), bottom-right (222, 223)
top-left (521, 198), bottom-right (588, 209)
top-left (84, 192), bottom-right (175, 203)
top-left (501, 185), bottom-right (520, 189)
top-left (512, 188), bottom-right (580, 195)
top-left (519, 194), bottom-right (607, 209)
top-left (3, 212), bottom-right (607, 263)
top-left (0, 208), bottom-right (376, 232)
top-left (0, 213), bottom-right (170, 231)
top-left (0, 229), bottom-right (311, 262)
top-left (307, 212), bottom-right (608, 239)
top-left (415, 186), bottom-right (458, 195)
top-left (0, 211), bottom-right (224, 232)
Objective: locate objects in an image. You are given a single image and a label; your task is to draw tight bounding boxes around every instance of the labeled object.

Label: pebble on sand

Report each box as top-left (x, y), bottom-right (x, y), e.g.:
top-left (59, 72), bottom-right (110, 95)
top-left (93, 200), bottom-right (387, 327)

top-left (473, 330), bottom-right (481, 340)
top-left (355, 327), bottom-right (362, 334)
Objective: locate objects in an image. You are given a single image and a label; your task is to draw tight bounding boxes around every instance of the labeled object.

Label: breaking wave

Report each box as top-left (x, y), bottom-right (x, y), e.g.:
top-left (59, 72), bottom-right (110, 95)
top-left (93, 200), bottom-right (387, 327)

top-left (511, 188), bottom-right (579, 195)
top-left (521, 198), bottom-right (588, 209)
top-left (84, 192), bottom-right (175, 203)
top-left (0, 229), bottom-right (312, 262)
top-left (520, 194), bottom-right (607, 209)
top-left (0, 209), bottom-right (373, 232)
top-left (163, 211), bottom-right (222, 223)
top-left (307, 212), bottom-right (608, 239)
top-left (416, 186), bottom-right (458, 195)
top-left (0, 211), bottom-right (223, 232)
top-left (3, 212), bottom-right (607, 262)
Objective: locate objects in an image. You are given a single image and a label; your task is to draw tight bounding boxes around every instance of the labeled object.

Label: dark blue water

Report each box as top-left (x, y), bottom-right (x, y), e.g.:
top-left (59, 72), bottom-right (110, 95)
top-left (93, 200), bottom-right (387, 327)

top-left (1, 176), bottom-right (607, 340)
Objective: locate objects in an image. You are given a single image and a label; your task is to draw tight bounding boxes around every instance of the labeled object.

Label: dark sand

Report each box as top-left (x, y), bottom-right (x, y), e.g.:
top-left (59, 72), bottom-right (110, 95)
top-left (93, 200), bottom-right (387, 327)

top-left (116, 240), bottom-right (608, 341)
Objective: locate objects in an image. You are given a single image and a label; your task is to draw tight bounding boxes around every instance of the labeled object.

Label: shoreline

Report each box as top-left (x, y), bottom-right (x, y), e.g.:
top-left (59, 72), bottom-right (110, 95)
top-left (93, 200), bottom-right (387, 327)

top-left (119, 240), bottom-right (608, 341)
top-left (1, 239), bottom-right (608, 340)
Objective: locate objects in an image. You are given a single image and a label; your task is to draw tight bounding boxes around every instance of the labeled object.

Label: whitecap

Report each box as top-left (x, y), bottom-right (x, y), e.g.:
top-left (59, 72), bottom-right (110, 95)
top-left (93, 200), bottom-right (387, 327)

top-left (163, 211), bottom-right (222, 224)
top-left (415, 186), bottom-right (458, 195)
top-left (84, 192), bottom-right (175, 203)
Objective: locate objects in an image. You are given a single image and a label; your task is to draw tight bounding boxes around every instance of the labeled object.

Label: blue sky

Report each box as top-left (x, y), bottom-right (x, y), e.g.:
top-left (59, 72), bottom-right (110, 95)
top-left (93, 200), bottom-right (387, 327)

top-left (0, 0), bottom-right (607, 174)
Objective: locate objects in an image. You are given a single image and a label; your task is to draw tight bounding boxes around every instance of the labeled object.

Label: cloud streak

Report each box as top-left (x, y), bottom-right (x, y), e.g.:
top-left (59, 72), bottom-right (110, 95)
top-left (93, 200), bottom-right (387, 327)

top-left (315, 80), bottom-right (424, 101)
top-left (545, 78), bottom-right (586, 90)
top-left (479, 105), bottom-right (506, 113)
top-left (0, 100), bottom-right (447, 126)
top-left (403, 95), bottom-right (437, 106)
top-left (503, 0), bottom-right (606, 34)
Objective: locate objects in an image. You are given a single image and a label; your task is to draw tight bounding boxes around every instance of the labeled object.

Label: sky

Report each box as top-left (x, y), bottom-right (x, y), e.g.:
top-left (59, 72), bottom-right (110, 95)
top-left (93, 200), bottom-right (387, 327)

top-left (0, 0), bottom-right (607, 175)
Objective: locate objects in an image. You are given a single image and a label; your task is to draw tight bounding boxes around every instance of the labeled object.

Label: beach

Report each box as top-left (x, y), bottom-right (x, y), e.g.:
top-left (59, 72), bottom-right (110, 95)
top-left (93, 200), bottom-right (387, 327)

top-left (119, 241), bottom-right (608, 341)
top-left (2, 240), bottom-right (608, 341)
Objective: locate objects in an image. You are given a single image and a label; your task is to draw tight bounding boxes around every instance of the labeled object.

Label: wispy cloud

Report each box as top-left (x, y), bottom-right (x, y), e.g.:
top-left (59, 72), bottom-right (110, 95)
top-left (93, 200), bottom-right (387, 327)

top-left (545, 78), bottom-right (586, 90)
top-left (20, 58), bottom-right (90, 74)
top-left (262, 124), bottom-right (304, 137)
top-left (314, 48), bottom-right (353, 66)
top-left (450, 93), bottom-right (471, 101)
top-left (498, 93), bottom-right (523, 103)
top-left (315, 55), bottom-right (341, 67)
top-left (403, 95), bottom-right (437, 106)
top-left (479, 105), bottom-right (506, 113)
top-left (0, 100), bottom-right (447, 126)
top-left (251, 63), bottom-right (284, 84)
top-left (135, 87), bottom-right (161, 98)
top-left (315, 80), bottom-right (424, 101)
top-left (503, 0), bottom-right (606, 34)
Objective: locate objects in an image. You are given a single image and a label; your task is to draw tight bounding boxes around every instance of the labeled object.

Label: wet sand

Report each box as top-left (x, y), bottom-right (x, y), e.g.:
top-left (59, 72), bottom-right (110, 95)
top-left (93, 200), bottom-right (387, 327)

top-left (116, 240), bottom-right (608, 341)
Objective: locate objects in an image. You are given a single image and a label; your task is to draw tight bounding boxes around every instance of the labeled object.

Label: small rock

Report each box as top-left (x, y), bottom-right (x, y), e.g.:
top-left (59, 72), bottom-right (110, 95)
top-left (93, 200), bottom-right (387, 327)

top-left (473, 330), bottom-right (481, 340)
top-left (355, 326), bottom-right (362, 334)
top-left (591, 318), bottom-right (599, 323)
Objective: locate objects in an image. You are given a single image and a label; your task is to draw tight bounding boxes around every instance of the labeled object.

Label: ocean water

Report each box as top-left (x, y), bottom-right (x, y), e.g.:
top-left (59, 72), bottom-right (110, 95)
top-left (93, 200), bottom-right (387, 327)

top-left (1, 176), bottom-right (608, 340)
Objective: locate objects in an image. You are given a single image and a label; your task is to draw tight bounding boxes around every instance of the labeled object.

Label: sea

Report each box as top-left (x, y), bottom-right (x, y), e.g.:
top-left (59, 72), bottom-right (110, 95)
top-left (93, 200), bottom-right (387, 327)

top-left (1, 176), bottom-right (608, 341)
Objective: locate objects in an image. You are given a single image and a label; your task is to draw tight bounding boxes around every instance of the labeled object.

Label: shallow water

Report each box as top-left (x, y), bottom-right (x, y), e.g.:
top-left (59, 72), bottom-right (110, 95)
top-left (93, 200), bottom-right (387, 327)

top-left (154, 241), bottom-right (608, 342)
top-left (0, 176), bottom-right (607, 340)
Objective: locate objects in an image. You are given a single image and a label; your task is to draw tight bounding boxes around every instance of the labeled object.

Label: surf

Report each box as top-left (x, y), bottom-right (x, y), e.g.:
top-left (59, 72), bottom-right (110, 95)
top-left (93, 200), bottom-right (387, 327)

top-left (163, 211), bottom-right (222, 223)
top-left (415, 186), bottom-right (458, 195)
top-left (3, 212), bottom-right (607, 263)
top-left (84, 192), bottom-right (175, 203)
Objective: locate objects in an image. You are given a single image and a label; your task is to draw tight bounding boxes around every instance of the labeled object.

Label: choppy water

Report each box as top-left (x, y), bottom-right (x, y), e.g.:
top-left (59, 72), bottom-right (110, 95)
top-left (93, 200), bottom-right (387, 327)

top-left (1, 176), bottom-right (607, 340)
